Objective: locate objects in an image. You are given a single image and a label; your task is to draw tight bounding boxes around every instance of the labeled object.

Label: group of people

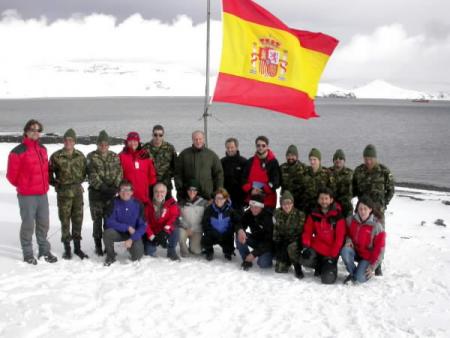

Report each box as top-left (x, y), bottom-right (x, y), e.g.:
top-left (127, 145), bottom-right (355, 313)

top-left (6, 119), bottom-right (394, 284)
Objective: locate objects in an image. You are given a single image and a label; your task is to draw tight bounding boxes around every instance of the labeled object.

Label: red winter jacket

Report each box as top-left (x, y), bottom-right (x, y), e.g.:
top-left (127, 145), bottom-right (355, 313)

top-left (242, 149), bottom-right (280, 208)
top-left (146, 197), bottom-right (180, 238)
top-left (302, 202), bottom-right (346, 258)
top-left (7, 137), bottom-right (49, 195)
top-left (119, 146), bottom-right (157, 204)
top-left (346, 214), bottom-right (386, 267)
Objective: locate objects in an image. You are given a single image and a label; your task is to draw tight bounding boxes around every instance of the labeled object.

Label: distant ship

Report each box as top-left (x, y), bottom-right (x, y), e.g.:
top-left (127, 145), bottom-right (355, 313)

top-left (412, 98), bottom-right (430, 103)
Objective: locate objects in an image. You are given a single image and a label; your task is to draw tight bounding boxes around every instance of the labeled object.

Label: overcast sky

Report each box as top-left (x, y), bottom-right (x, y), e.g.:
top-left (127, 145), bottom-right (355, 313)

top-left (1, 0), bottom-right (449, 91)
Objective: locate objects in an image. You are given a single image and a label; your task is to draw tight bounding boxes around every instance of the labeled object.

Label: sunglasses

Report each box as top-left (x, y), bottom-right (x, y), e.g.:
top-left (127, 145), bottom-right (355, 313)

top-left (28, 128), bottom-right (42, 133)
top-left (120, 187), bottom-right (133, 192)
top-left (188, 188), bottom-right (198, 192)
top-left (153, 133), bottom-right (164, 137)
top-left (256, 143), bottom-right (267, 148)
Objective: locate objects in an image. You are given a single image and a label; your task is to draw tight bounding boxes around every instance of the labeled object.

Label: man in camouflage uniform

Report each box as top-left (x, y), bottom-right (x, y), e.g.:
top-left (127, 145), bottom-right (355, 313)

top-left (353, 144), bottom-right (394, 218)
top-left (87, 130), bottom-right (123, 255)
top-left (328, 149), bottom-right (353, 217)
top-left (353, 144), bottom-right (394, 276)
top-left (143, 124), bottom-right (177, 198)
top-left (299, 148), bottom-right (335, 214)
top-left (280, 144), bottom-right (306, 211)
top-left (49, 128), bottom-right (88, 260)
top-left (273, 191), bottom-right (306, 279)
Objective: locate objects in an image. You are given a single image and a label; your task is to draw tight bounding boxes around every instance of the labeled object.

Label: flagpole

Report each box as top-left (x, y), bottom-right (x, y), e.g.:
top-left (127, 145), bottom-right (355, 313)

top-left (203, 0), bottom-right (211, 147)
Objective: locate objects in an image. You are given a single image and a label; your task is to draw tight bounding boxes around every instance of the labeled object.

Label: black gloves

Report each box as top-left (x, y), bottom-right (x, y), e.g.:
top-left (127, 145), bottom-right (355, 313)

top-left (154, 231), bottom-right (170, 248)
top-left (100, 183), bottom-right (117, 199)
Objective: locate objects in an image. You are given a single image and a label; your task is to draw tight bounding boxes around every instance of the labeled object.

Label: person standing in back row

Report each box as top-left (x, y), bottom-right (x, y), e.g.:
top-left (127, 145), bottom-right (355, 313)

top-left (7, 119), bottom-right (57, 264)
top-left (175, 130), bottom-right (224, 201)
top-left (87, 130), bottom-right (123, 256)
top-left (221, 137), bottom-right (247, 213)
top-left (242, 136), bottom-right (280, 210)
top-left (143, 125), bottom-right (177, 198)
top-left (49, 128), bottom-right (89, 260)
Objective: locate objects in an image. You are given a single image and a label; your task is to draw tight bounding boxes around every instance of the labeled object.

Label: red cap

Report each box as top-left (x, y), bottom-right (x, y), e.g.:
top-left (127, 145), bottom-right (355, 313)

top-left (126, 131), bottom-right (140, 142)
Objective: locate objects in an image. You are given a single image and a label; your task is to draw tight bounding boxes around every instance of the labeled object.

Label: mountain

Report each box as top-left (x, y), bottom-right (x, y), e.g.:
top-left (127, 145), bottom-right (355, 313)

top-left (352, 80), bottom-right (431, 100)
top-left (319, 79), bottom-right (450, 100)
top-left (0, 62), bottom-right (449, 100)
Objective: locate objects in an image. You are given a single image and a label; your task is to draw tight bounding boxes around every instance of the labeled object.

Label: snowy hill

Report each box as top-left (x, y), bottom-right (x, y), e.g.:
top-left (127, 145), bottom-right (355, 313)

top-left (352, 80), bottom-right (431, 100)
top-left (1, 60), bottom-right (449, 100)
top-left (0, 142), bottom-right (450, 336)
top-left (319, 79), bottom-right (450, 100)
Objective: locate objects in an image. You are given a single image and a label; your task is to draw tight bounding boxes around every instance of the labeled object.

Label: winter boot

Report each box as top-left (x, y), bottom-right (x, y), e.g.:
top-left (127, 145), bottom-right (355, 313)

top-left (94, 238), bottom-right (103, 256)
top-left (39, 252), bottom-right (58, 263)
top-left (205, 251), bottom-right (214, 261)
top-left (343, 274), bottom-right (354, 285)
top-left (167, 250), bottom-right (181, 261)
top-left (62, 241), bottom-right (72, 260)
top-left (24, 256), bottom-right (38, 265)
top-left (241, 261), bottom-right (253, 271)
top-left (375, 265), bottom-right (383, 276)
top-left (224, 253), bottom-right (233, 261)
top-left (275, 261), bottom-right (290, 273)
top-left (294, 264), bottom-right (304, 279)
top-left (103, 256), bottom-right (116, 267)
top-left (74, 240), bottom-right (89, 260)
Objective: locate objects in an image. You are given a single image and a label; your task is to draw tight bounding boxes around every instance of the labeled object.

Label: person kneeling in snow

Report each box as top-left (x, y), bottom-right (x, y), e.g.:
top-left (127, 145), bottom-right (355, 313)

top-left (273, 191), bottom-right (305, 278)
top-left (103, 180), bottom-right (146, 266)
top-left (202, 188), bottom-right (239, 261)
top-left (236, 194), bottom-right (274, 271)
top-left (144, 183), bottom-right (181, 261)
top-left (301, 188), bottom-right (346, 284)
top-left (341, 196), bottom-right (386, 284)
top-left (178, 179), bottom-right (208, 257)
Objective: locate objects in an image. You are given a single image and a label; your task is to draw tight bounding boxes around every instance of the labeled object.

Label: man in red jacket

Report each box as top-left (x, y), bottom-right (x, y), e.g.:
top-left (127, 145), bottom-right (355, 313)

top-left (301, 188), bottom-right (345, 284)
top-left (6, 119), bottom-right (57, 264)
top-left (144, 183), bottom-right (180, 260)
top-left (242, 136), bottom-right (280, 209)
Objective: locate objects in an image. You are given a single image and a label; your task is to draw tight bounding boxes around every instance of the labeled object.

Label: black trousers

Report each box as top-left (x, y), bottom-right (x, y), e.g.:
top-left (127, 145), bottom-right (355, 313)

top-left (201, 230), bottom-right (235, 255)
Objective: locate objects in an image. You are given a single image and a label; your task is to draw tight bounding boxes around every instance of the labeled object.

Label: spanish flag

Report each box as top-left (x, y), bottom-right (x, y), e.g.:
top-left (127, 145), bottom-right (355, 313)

top-left (212, 0), bottom-right (339, 119)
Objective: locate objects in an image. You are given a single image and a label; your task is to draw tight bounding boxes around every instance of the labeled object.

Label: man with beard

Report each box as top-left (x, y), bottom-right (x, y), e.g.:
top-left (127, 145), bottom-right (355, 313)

top-left (280, 144), bottom-right (306, 211)
top-left (242, 136), bottom-right (281, 210)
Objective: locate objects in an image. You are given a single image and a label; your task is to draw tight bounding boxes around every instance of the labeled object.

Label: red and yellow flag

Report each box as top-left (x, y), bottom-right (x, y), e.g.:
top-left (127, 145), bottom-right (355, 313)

top-left (212, 0), bottom-right (339, 119)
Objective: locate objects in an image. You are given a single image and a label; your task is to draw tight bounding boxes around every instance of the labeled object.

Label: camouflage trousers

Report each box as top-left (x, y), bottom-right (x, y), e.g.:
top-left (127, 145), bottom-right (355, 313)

top-left (276, 240), bottom-right (302, 265)
top-left (57, 192), bottom-right (84, 242)
top-left (89, 194), bottom-right (112, 240)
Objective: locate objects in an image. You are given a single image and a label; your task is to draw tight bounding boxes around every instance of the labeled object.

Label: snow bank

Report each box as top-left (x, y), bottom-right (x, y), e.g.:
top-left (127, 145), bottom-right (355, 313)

top-left (0, 143), bottom-right (449, 337)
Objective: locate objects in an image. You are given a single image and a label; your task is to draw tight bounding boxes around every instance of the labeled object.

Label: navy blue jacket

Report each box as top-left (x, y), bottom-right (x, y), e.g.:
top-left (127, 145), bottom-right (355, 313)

top-left (105, 197), bottom-right (147, 241)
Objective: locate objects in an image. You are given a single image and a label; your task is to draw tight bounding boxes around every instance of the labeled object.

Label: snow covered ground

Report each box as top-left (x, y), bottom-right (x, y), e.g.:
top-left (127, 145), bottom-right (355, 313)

top-left (0, 143), bottom-right (449, 337)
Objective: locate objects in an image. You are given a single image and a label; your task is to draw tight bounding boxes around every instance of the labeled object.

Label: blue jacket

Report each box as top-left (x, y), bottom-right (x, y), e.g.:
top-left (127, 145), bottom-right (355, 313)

top-left (105, 197), bottom-right (147, 241)
top-left (202, 201), bottom-right (239, 234)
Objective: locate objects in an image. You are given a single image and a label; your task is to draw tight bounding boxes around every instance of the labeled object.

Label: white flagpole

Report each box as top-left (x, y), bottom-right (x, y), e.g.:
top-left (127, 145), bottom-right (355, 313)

top-left (203, 0), bottom-right (211, 147)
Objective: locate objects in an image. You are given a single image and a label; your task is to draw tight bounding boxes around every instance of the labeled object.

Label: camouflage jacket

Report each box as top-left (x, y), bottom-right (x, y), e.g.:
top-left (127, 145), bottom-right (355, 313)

top-left (300, 166), bottom-right (335, 212)
top-left (142, 141), bottom-right (177, 188)
top-left (86, 150), bottom-right (123, 191)
top-left (353, 163), bottom-right (395, 209)
top-left (280, 161), bottom-right (306, 198)
top-left (49, 148), bottom-right (87, 196)
top-left (329, 166), bottom-right (353, 216)
top-left (273, 207), bottom-right (305, 243)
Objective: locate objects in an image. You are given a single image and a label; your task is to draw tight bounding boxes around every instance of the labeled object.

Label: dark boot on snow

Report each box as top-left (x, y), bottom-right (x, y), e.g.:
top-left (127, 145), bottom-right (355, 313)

top-left (294, 263), bottom-right (304, 279)
top-left (74, 240), bottom-right (89, 259)
top-left (62, 241), bottom-right (72, 260)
